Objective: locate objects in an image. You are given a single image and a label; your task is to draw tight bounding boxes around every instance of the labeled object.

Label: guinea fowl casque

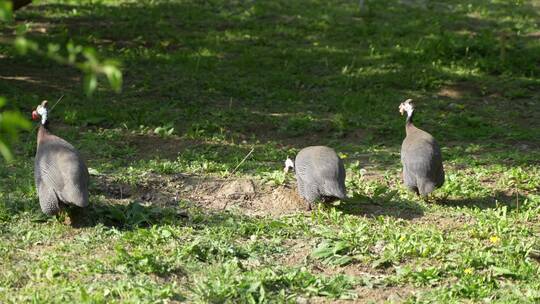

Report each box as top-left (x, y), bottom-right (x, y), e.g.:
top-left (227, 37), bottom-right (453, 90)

top-left (32, 100), bottom-right (90, 216)
top-left (399, 99), bottom-right (445, 197)
top-left (284, 146), bottom-right (347, 210)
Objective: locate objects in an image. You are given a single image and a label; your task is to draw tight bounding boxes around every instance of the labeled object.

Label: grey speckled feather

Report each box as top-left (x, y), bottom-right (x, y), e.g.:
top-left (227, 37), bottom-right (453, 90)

top-left (294, 146), bottom-right (346, 210)
top-left (35, 125), bottom-right (89, 215)
top-left (400, 102), bottom-right (444, 196)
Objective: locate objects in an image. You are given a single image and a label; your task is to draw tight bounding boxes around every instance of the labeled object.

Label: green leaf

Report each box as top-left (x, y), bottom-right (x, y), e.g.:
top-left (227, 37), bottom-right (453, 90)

top-left (491, 266), bottom-right (517, 278)
top-left (332, 255), bottom-right (353, 266)
top-left (311, 242), bottom-right (335, 259)
top-left (381, 190), bottom-right (398, 203)
top-left (0, 140), bottom-right (13, 161)
top-left (13, 37), bottom-right (29, 55)
top-left (82, 47), bottom-right (97, 64)
top-left (83, 73), bottom-right (98, 96)
top-left (371, 257), bottom-right (393, 269)
top-left (46, 43), bottom-right (61, 56)
top-left (160, 228), bottom-right (172, 238)
top-left (15, 23), bottom-right (28, 35)
top-left (103, 63), bottom-right (123, 93)
top-left (80, 287), bottom-right (89, 302)
top-left (0, 100), bottom-right (31, 161)
top-left (66, 41), bottom-right (83, 63)
top-left (332, 241), bottom-right (351, 254)
top-left (87, 167), bottom-right (102, 176)
top-left (2, 111), bottom-right (31, 131)
top-left (13, 36), bottom-right (38, 55)
top-left (45, 267), bottom-right (55, 281)
top-left (0, 1), bottom-right (13, 22)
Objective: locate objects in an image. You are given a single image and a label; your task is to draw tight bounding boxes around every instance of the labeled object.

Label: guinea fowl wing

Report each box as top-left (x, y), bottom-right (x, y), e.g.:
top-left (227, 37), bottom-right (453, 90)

top-left (295, 152), bottom-right (319, 203)
top-left (35, 152), bottom-right (63, 215)
top-left (402, 137), bottom-right (437, 174)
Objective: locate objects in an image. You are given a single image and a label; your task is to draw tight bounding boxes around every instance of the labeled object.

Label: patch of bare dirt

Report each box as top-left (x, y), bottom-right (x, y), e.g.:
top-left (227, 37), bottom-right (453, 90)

top-left (315, 260), bottom-right (390, 278)
top-left (280, 241), bottom-right (313, 267)
top-left (95, 172), bottom-right (306, 216)
top-left (127, 134), bottom-right (197, 161)
top-left (437, 82), bottom-right (481, 99)
top-left (304, 285), bottom-right (418, 304)
top-left (0, 59), bottom-right (80, 92)
top-left (353, 286), bottom-right (418, 303)
top-left (525, 31), bottom-right (540, 39)
top-left (412, 212), bottom-right (474, 232)
top-left (189, 177), bottom-right (307, 216)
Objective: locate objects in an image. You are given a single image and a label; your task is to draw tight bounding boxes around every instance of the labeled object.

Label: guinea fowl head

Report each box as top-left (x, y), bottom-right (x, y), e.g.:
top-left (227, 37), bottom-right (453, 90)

top-left (283, 157), bottom-right (295, 173)
top-left (399, 99), bottom-right (414, 124)
top-left (32, 100), bottom-right (49, 125)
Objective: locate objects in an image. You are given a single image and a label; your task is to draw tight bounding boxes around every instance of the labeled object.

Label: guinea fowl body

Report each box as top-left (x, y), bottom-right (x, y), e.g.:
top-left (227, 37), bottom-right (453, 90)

top-left (400, 101), bottom-right (444, 196)
top-left (294, 146), bottom-right (346, 210)
top-left (34, 118), bottom-right (89, 216)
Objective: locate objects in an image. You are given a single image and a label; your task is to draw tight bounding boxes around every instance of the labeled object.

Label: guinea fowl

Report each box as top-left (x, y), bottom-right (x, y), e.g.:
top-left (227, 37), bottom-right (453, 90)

top-left (32, 100), bottom-right (89, 216)
top-left (284, 146), bottom-right (347, 210)
top-left (399, 99), bottom-right (444, 197)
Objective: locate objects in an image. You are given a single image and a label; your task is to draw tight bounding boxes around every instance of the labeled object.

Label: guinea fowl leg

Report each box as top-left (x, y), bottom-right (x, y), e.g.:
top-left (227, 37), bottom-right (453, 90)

top-left (303, 185), bottom-right (321, 211)
top-left (296, 177), bottom-right (312, 211)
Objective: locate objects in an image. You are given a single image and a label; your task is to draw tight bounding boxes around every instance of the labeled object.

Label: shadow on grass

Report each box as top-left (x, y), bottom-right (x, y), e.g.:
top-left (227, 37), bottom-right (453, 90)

top-left (58, 189), bottom-right (533, 229)
top-left (335, 197), bottom-right (425, 220)
top-left (437, 191), bottom-right (520, 210)
top-left (69, 200), bottom-right (188, 229)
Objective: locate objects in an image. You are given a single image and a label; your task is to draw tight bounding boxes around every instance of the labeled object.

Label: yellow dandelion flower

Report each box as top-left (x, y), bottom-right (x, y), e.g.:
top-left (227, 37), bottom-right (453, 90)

top-left (464, 268), bottom-right (474, 275)
top-left (399, 235), bottom-right (406, 242)
top-left (489, 236), bottom-right (501, 244)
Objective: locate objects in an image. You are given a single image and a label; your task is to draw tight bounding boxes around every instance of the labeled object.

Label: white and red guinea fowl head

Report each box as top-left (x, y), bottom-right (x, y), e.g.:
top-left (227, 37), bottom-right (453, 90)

top-left (399, 99), bottom-right (414, 117)
top-left (283, 157), bottom-right (295, 173)
top-left (32, 100), bottom-right (48, 125)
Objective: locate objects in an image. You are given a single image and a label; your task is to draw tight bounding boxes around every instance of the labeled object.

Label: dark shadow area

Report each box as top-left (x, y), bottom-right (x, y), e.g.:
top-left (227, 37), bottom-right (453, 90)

top-left (334, 190), bottom-right (532, 219)
top-left (437, 191), bottom-right (522, 210)
top-left (0, 193), bottom-right (186, 229)
top-left (54, 189), bottom-right (530, 229)
top-left (69, 173), bottom-right (187, 229)
top-left (69, 199), bottom-right (188, 229)
top-left (334, 195), bottom-right (425, 220)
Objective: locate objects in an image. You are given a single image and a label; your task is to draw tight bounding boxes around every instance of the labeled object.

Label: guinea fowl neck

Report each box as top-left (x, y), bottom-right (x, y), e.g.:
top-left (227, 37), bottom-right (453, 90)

top-left (37, 122), bottom-right (51, 144)
top-left (406, 110), bottom-right (414, 126)
top-left (404, 110), bottom-right (416, 135)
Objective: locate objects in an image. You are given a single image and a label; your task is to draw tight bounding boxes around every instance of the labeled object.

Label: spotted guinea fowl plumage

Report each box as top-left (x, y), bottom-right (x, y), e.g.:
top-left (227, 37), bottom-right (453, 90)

top-left (399, 99), bottom-right (444, 196)
top-left (33, 100), bottom-right (89, 215)
top-left (286, 146), bottom-right (346, 210)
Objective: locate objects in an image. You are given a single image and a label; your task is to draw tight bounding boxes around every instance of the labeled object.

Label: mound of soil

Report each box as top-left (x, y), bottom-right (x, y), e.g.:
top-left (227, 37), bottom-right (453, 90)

top-left (95, 173), bottom-right (307, 216)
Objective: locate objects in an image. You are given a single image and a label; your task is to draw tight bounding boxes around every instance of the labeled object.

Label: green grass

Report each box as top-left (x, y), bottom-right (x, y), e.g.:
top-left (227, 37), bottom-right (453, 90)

top-left (1, 0), bottom-right (540, 302)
